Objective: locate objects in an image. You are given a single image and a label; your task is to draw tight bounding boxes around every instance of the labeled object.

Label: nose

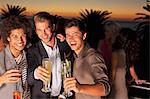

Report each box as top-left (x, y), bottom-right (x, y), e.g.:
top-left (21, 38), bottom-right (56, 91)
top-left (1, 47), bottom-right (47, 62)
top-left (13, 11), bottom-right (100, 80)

top-left (18, 37), bottom-right (24, 43)
top-left (67, 35), bottom-right (74, 40)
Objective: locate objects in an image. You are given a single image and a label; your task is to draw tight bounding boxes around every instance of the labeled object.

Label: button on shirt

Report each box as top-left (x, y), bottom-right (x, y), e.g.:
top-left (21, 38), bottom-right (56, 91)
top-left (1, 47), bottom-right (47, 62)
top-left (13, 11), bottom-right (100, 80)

top-left (42, 40), bottom-right (62, 96)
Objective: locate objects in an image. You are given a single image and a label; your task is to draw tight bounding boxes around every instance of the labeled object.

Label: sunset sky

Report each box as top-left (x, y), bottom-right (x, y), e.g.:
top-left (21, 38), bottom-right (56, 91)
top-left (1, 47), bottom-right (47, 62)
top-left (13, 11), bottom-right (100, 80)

top-left (0, 0), bottom-right (147, 20)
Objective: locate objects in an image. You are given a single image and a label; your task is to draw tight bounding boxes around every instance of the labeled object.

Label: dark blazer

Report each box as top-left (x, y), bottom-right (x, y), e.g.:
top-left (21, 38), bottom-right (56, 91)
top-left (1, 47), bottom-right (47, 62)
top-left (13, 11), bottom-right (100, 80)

top-left (26, 39), bottom-right (73, 99)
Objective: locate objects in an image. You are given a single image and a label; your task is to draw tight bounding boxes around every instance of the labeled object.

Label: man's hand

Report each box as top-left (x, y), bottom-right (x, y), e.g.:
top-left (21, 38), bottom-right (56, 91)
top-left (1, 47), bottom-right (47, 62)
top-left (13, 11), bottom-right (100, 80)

top-left (64, 77), bottom-right (80, 93)
top-left (34, 66), bottom-right (50, 83)
top-left (56, 34), bottom-right (65, 42)
top-left (0, 69), bottom-right (21, 85)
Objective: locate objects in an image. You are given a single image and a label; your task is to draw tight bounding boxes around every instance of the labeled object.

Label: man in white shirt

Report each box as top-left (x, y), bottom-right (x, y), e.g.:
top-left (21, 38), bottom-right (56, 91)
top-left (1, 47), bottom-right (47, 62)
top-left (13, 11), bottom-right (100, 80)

top-left (27, 12), bottom-right (72, 99)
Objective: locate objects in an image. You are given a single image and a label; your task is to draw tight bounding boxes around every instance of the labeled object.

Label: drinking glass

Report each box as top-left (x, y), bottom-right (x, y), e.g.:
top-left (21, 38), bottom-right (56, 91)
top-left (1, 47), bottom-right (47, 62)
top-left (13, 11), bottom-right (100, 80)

top-left (13, 90), bottom-right (21, 99)
top-left (59, 59), bottom-right (73, 99)
top-left (13, 65), bottom-right (21, 99)
top-left (41, 58), bottom-right (52, 93)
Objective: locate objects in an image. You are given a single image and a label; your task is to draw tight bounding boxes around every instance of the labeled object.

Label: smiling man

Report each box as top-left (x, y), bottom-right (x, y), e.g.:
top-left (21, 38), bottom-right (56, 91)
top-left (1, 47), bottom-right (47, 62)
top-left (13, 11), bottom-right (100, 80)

top-left (0, 16), bottom-right (31, 99)
top-left (64, 18), bottom-right (111, 99)
top-left (26, 12), bottom-right (72, 99)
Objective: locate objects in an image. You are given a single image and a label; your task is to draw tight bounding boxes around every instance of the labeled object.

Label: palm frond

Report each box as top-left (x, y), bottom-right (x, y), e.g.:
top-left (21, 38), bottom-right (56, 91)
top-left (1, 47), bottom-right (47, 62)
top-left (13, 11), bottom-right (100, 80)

top-left (0, 4), bottom-right (27, 19)
top-left (79, 9), bottom-right (111, 49)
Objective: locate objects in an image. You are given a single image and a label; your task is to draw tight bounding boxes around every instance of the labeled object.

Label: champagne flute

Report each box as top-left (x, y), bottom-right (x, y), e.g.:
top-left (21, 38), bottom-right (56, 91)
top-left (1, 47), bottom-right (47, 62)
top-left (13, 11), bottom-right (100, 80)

top-left (41, 58), bottom-right (52, 93)
top-left (59, 59), bottom-right (73, 99)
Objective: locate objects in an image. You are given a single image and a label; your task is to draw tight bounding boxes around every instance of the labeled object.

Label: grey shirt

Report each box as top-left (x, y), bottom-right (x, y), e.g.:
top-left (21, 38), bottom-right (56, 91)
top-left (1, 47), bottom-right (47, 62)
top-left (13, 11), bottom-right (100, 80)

top-left (73, 43), bottom-right (110, 99)
top-left (0, 46), bottom-right (28, 99)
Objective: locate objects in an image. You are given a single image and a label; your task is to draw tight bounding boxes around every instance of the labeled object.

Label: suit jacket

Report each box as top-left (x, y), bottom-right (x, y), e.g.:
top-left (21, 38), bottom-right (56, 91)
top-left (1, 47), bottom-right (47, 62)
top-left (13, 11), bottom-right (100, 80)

top-left (26, 39), bottom-right (73, 99)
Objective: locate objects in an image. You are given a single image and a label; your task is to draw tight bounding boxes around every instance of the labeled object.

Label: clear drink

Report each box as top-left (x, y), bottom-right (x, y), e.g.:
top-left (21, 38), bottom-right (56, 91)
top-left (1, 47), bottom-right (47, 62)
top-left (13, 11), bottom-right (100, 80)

top-left (41, 58), bottom-right (52, 93)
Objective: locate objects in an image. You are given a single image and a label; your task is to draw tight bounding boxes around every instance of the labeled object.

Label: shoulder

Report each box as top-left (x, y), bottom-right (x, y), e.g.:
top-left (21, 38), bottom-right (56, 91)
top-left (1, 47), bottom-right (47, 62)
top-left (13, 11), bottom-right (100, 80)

top-left (0, 49), bottom-right (5, 59)
top-left (112, 49), bottom-right (125, 56)
top-left (26, 41), bottom-right (41, 52)
top-left (86, 47), bottom-right (105, 63)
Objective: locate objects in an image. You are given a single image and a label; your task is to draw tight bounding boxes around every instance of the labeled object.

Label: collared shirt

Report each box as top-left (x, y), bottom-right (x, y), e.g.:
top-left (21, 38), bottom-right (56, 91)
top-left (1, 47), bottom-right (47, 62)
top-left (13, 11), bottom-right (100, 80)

top-left (42, 39), bottom-right (62, 96)
top-left (73, 43), bottom-right (110, 99)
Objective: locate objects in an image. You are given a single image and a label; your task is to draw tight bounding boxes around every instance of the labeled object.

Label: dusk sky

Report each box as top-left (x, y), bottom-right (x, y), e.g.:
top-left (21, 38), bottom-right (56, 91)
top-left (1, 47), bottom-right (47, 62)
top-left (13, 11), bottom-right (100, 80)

top-left (0, 0), bottom-right (147, 20)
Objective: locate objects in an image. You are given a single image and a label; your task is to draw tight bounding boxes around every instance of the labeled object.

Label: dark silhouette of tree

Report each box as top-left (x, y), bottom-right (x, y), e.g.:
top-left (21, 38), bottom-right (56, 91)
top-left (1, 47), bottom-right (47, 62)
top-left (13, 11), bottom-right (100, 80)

top-left (50, 14), bottom-right (67, 35)
top-left (79, 9), bottom-right (111, 49)
top-left (135, 1), bottom-right (150, 39)
top-left (134, 0), bottom-right (150, 81)
top-left (1, 4), bottom-right (26, 19)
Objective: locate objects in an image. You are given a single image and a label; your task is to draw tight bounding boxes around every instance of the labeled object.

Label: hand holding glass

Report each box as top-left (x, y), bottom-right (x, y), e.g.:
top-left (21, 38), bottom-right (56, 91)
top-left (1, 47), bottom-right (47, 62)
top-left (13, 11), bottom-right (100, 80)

top-left (41, 58), bottom-right (52, 93)
top-left (59, 59), bottom-right (73, 99)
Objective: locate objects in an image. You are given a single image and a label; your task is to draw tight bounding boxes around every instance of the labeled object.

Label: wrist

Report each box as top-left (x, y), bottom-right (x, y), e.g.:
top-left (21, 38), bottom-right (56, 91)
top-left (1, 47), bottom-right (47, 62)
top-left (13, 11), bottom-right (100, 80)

top-left (34, 70), bottom-right (39, 79)
top-left (76, 83), bottom-right (81, 93)
top-left (0, 76), bottom-right (5, 87)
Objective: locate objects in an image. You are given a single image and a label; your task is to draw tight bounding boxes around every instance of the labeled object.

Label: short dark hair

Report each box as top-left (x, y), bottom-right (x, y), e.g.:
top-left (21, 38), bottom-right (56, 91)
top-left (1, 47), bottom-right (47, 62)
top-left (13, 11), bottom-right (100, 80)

top-left (1, 16), bottom-right (31, 44)
top-left (34, 11), bottom-right (53, 28)
top-left (64, 18), bottom-right (87, 34)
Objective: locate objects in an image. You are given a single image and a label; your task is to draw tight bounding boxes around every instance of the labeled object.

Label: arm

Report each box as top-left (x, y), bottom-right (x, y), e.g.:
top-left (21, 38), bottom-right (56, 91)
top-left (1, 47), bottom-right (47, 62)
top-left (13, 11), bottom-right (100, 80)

top-left (64, 52), bottom-right (110, 96)
top-left (111, 52), bottom-right (118, 82)
top-left (130, 65), bottom-right (146, 84)
top-left (26, 48), bottom-right (39, 85)
top-left (0, 69), bottom-right (21, 87)
top-left (130, 65), bottom-right (138, 81)
top-left (26, 48), bottom-right (50, 85)
top-left (64, 77), bottom-right (106, 96)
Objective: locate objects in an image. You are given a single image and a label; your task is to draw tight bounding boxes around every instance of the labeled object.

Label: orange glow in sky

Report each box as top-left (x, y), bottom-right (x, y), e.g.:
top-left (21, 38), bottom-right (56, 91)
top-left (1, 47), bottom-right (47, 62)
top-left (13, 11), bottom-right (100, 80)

top-left (0, 0), bottom-right (146, 21)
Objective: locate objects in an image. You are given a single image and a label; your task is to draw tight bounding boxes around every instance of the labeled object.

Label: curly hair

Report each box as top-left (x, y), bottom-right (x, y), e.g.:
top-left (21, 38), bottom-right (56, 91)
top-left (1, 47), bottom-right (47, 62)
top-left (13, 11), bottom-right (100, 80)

top-left (120, 28), bottom-right (140, 67)
top-left (1, 16), bottom-right (32, 44)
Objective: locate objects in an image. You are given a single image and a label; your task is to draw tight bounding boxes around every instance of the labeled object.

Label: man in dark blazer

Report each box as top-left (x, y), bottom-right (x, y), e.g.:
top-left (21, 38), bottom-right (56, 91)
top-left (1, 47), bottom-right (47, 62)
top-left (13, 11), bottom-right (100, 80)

top-left (26, 12), bottom-right (72, 99)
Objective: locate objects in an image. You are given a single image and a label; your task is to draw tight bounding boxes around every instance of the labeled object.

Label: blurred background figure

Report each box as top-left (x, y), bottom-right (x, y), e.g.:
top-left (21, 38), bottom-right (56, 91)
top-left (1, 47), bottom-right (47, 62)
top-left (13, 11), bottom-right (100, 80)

top-left (0, 23), bottom-right (5, 51)
top-left (108, 31), bottom-right (128, 99)
top-left (120, 28), bottom-right (146, 85)
top-left (97, 22), bottom-right (121, 79)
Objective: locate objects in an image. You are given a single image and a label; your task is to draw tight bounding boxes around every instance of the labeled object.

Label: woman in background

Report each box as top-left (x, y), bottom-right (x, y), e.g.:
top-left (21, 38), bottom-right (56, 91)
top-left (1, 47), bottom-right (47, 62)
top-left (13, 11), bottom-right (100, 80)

top-left (97, 22), bottom-right (121, 79)
top-left (109, 28), bottom-right (128, 99)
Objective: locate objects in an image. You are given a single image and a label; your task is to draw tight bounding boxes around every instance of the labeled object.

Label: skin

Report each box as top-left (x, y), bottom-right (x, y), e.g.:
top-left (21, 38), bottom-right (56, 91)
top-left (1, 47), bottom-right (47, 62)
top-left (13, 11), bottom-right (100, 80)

top-left (7, 28), bottom-right (27, 57)
top-left (0, 28), bottom-right (26, 86)
top-left (130, 65), bottom-right (146, 85)
top-left (64, 26), bottom-right (106, 96)
top-left (0, 37), bottom-right (4, 51)
top-left (35, 20), bottom-right (54, 47)
top-left (65, 26), bottom-right (86, 55)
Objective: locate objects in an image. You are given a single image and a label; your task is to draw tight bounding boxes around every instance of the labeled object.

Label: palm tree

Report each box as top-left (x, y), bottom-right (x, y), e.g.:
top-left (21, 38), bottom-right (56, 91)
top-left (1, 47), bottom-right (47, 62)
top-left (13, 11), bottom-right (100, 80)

top-left (50, 14), bottom-right (67, 35)
top-left (1, 4), bottom-right (26, 19)
top-left (134, 0), bottom-right (150, 81)
top-left (134, 1), bottom-right (150, 40)
top-left (79, 9), bottom-right (111, 49)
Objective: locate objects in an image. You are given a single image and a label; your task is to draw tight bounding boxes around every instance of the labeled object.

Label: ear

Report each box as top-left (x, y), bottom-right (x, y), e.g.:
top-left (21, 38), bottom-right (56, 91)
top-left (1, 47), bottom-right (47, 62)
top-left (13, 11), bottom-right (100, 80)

top-left (83, 32), bottom-right (87, 40)
top-left (51, 24), bottom-right (56, 32)
top-left (7, 37), bottom-right (10, 42)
